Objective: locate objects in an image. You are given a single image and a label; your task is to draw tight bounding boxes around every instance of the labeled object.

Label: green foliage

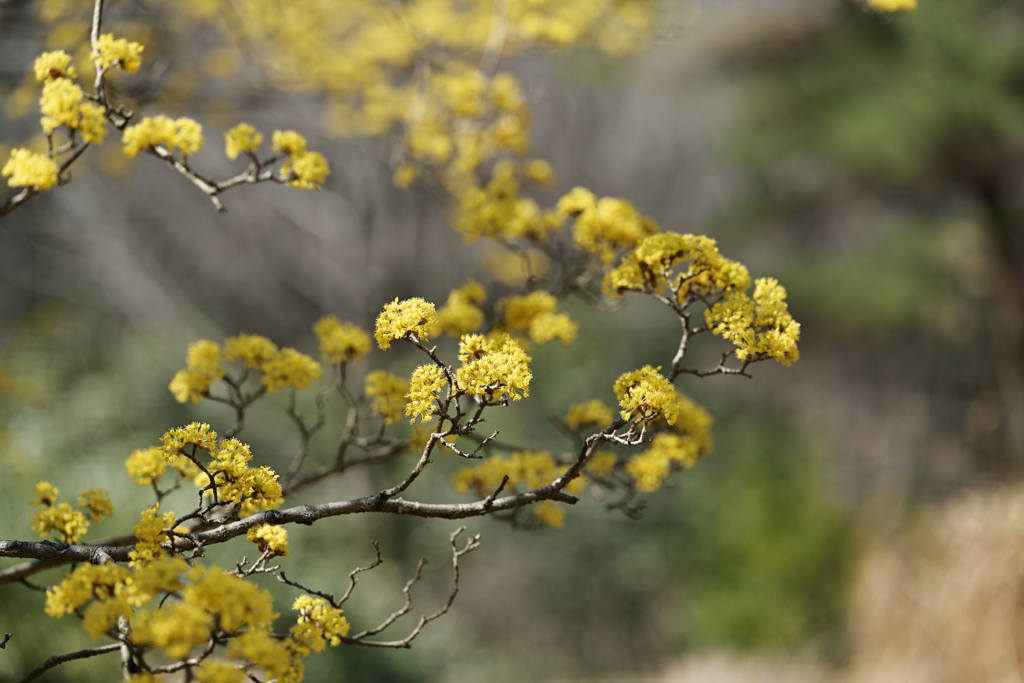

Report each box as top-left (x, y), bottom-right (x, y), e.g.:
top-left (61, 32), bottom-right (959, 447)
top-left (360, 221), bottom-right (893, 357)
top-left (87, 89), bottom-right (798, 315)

top-left (742, 0), bottom-right (1024, 183)
top-left (672, 414), bottom-right (859, 659)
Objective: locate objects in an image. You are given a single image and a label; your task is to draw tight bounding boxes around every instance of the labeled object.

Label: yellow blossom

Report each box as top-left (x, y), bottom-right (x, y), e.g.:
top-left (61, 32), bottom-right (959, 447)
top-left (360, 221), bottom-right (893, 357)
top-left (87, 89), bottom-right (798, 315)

top-left (196, 661), bottom-right (246, 683)
top-left (93, 34), bottom-right (144, 73)
top-left (868, 0), bottom-right (916, 11)
top-left (228, 630), bottom-right (298, 683)
top-left (393, 163), bottom-right (418, 188)
top-left (586, 451), bottom-right (617, 478)
top-left (613, 365), bottom-right (680, 425)
top-left (132, 599), bottom-right (213, 660)
top-left (272, 129), bottom-right (308, 156)
top-left (534, 500), bottom-right (565, 528)
top-left (498, 291), bottom-right (578, 344)
top-left (160, 422), bottom-right (218, 461)
top-left (406, 364), bottom-right (447, 423)
top-left (29, 481), bottom-right (59, 506)
top-left (169, 339), bottom-right (225, 404)
top-left (375, 297), bottom-right (438, 349)
top-left (434, 280), bottom-right (487, 337)
top-left (224, 333), bottom-right (279, 370)
top-left (45, 563), bottom-right (131, 618)
top-left (122, 115), bottom-right (204, 157)
top-left (570, 194), bottom-right (659, 264)
top-left (484, 247), bottom-right (552, 287)
top-left (83, 596), bottom-right (132, 640)
top-left (291, 595), bottom-right (350, 654)
top-left (247, 524), bottom-right (289, 557)
top-left (314, 315), bottom-right (371, 363)
top-left (31, 502), bottom-right (89, 542)
top-left (604, 232), bottom-right (750, 300)
top-left (130, 504), bottom-right (176, 567)
top-left (39, 77), bottom-right (84, 134)
top-left (33, 50), bottom-right (78, 81)
top-left (284, 150), bottom-right (330, 190)
top-left (184, 565), bottom-right (276, 633)
top-left (78, 489), bottom-right (114, 522)
top-left (365, 370), bottom-right (409, 424)
top-left (565, 399), bottom-right (614, 430)
top-left (225, 122), bottom-right (263, 160)
top-left (2, 149), bottom-right (59, 190)
top-left (455, 333), bottom-right (532, 402)
top-left (705, 277), bottom-right (801, 366)
top-left (523, 158), bottom-right (555, 186)
top-left (260, 348), bottom-right (323, 392)
top-left (627, 430), bottom-right (712, 492)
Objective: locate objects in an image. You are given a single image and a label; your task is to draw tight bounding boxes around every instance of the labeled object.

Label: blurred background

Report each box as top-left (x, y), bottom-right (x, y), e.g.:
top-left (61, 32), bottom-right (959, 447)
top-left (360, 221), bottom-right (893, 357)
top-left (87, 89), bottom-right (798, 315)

top-left (2, 0), bottom-right (1024, 681)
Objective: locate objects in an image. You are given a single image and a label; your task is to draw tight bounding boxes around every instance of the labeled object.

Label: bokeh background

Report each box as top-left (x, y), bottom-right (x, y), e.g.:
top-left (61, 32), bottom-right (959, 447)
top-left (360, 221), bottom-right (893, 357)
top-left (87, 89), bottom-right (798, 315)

top-left (2, 0), bottom-right (1024, 681)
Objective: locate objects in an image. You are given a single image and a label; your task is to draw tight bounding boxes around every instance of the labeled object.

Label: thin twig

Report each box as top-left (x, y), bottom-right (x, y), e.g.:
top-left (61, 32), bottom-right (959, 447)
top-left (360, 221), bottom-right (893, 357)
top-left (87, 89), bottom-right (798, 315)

top-left (18, 643), bottom-right (121, 683)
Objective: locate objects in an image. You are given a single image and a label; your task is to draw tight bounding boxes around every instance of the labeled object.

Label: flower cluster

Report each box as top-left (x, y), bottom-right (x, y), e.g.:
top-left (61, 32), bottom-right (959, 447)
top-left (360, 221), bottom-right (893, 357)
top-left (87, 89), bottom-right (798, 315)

top-left (196, 439), bottom-right (284, 517)
top-left (604, 232), bottom-right (751, 301)
top-left (272, 130), bottom-right (330, 190)
top-left (2, 149), bottom-right (59, 190)
top-left (93, 33), bottom-right (144, 73)
top-left (406, 364), bottom-right (447, 423)
top-left (290, 596), bottom-right (350, 654)
top-left (224, 122), bottom-right (263, 160)
top-left (314, 315), bottom-right (372, 364)
top-left (455, 333), bottom-right (532, 402)
top-left (456, 160), bottom-right (563, 243)
top-left (27, 481), bottom-right (98, 543)
top-left (122, 115), bottom-right (204, 157)
top-left (434, 280), bottom-right (487, 338)
top-left (705, 277), bottom-right (801, 366)
top-left (247, 523), bottom-right (289, 557)
top-left (867, 0), bottom-right (916, 11)
top-left (564, 399), bottom-right (614, 430)
top-left (498, 291), bottom-right (578, 345)
top-left (169, 340), bottom-right (225, 404)
top-left (365, 370), bottom-right (409, 424)
top-left (613, 365), bottom-right (681, 425)
top-left (261, 348), bottom-right (323, 392)
top-left (557, 187), bottom-right (659, 264)
top-left (374, 297), bottom-right (438, 349)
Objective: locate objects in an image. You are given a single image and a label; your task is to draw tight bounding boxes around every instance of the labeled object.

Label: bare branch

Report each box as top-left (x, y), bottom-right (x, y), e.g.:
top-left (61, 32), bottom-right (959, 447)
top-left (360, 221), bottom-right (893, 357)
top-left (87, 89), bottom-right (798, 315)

top-left (18, 643), bottom-right (121, 683)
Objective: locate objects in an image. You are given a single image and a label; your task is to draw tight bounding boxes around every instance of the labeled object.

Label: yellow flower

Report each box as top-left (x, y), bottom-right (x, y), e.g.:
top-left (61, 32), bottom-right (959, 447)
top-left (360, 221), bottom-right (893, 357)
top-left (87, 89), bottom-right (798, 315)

top-left (122, 116), bottom-right (204, 157)
top-left (533, 500), bottom-right (565, 528)
top-left (314, 315), bottom-right (371, 363)
top-left (291, 595), bottom-right (350, 653)
top-left (33, 50), bottom-right (78, 81)
top-left (196, 661), bottom-right (246, 683)
top-left (365, 370), bottom-right (409, 424)
top-left (247, 524), bottom-right (289, 557)
top-left (571, 195), bottom-right (659, 264)
top-left (406, 364), bottom-right (447, 423)
top-left (2, 148), bottom-right (59, 190)
top-left (613, 365), bottom-right (680, 425)
top-left (434, 280), bottom-right (487, 338)
top-left (45, 563), bottom-right (130, 618)
top-left (565, 399), bottom-right (614, 430)
top-left (272, 130), bottom-right (308, 156)
top-left (129, 504), bottom-right (176, 567)
top-left (284, 150), bottom-right (330, 190)
top-left (160, 422), bottom-right (219, 461)
top-left (224, 333), bottom-right (279, 370)
top-left (93, 34), bottom-right (144, 73)
top-left (374, 297), bottom-right (438, 349)
top-left (455, 333), bottom-right (532, 402)
top-left (31, 502), bottom-right (89, 543)
top-left (29, 481), bottom-right (59, 506)
top-left (705, 277), bottom-right (801, 366)
top-left (260, 348), bottom-right (323, 392)
top-left (224, 122), bottom-right (263, 160)
top-left (78, 489), bottom-right (114, 522)
top-left (393, 163), bottom-right (418, 188)
top-left (586, 451), bottom-right (617, 478)
top-left (867, 0), bottom-right (916, 11)
top-left (604, 232), bottom-right (750, 300)
top-left (498, 291), bottom-right (577, 345)
top-left (169, 339), bottom-right (225, 404)
top-left (39, 77), bottom-right (84, 134)
top-left (523, 158), bottom-right (555, 186)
